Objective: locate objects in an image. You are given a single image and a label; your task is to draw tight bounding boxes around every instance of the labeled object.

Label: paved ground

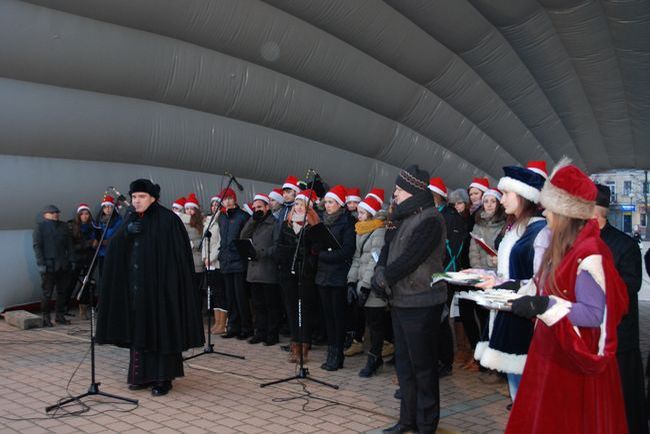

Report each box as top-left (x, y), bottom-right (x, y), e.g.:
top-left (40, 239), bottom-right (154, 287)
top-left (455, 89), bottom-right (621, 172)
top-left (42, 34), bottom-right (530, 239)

top-left (1, 251), bottom-right (648, 434)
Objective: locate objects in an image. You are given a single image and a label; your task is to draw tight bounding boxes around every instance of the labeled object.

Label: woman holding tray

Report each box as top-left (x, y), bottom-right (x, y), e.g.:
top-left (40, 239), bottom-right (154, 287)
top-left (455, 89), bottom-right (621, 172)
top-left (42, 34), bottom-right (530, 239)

top-left (505, 160), bottom-right (628, 434)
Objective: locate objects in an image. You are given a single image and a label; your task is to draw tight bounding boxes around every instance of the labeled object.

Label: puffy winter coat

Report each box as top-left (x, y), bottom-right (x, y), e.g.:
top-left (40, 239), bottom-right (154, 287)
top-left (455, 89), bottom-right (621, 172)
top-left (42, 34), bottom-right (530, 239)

top-left (315, 210), bottom-right (356, 287)
top-left (347, 216), bottom-right (386, 308)
top-left (202, 214), bottom-right (221, 270)
top-left (182, 215), bottom-right (205, 273)
top-left (468, 211), bottom-right (506, 270)
top-left (240, 212), bottom-right (278, 284)
top-left (217, 206), bottom-right (249, 273)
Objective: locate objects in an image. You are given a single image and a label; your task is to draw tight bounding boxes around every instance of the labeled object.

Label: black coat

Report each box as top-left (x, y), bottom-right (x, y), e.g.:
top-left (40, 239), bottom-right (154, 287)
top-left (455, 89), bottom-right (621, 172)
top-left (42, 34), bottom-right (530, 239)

top-left (32, 219), bottom-right (72, 272)
top-left (439, 205), bottom-right (468, 271)
top-left (96, 202), bottom-right (204, 354)
top-left (274, 221), bottom-right (317, 281)
top-left (315, 211), bottom-right (356, 287)
top-left (240, 212), bottom-right (278, 284)
top-left (600, 222), bottom-right (642, 353)
top-left (217, 206), bottom-right (250, 274)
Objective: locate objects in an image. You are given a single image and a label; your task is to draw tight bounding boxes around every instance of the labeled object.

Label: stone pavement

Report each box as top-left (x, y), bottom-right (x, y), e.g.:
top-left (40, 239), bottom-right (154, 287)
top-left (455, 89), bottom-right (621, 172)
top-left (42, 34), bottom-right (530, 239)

top-left (1, 299), bottom-right (648, 434)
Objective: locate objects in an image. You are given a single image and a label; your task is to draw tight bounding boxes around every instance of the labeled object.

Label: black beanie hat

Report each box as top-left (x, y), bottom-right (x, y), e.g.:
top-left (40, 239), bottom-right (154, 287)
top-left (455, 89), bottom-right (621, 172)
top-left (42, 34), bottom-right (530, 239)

top-left (595, 184), bottom-right (610, 208)
top-left (129, 179), bottom-right (161, 199)
top-left (396, 165), bottom-right (430, 196)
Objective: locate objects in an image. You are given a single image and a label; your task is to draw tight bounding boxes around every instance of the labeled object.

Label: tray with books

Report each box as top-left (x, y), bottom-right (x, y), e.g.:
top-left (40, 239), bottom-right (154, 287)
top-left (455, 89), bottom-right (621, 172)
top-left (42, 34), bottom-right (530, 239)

top-left (457, 289), bottom-right (525, 311)
top-left (431, 269), bottom-right (495, 286)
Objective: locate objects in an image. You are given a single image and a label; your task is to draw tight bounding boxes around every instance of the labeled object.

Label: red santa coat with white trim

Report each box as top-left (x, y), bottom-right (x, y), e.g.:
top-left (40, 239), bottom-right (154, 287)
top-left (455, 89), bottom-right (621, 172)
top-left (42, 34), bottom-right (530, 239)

top-left (506, 220), bottom-right (629, 434)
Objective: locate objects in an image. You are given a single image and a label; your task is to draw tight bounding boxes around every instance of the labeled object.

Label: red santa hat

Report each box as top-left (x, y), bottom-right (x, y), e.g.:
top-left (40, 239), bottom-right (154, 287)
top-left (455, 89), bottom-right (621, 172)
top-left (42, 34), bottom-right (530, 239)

top-left (253, 193), bottom-right (270, 204)
top-left (483, 188), bottom-right (502, 201)
top-left (172, 196), bottom-right (186, 209)
top-left (243, 202), bottom-right (254, 216)
top-left (184, 193), bottom-right (200, 209)
top-left (282, 176), bottom-right (301, 193)
top-left (469, 177), bottom-right (490, 193)
top-left (76, 203), bottom-right (91, 214)
top-left (365, 188), bottom-right (385, 205)
top-left (428, 177), bottom-right (448, 198)
top-left (540, 158), bottom-right (597, 220)
top-left (220, 188), bottom-right (237, 202)
top-left (295, 189), bottom-right (318, 206)
top-left (527, 161), bottom-right (548, 179)
top-left (345, 187), bottom-right (362, 203)
top-left (358, 196), bottom-right (382, 217)
top-left (101, 195), bottom-right (115, 207)
top-left (324, 185), bottom-right (347, 206)
top-left (268, 188), bottom-right (285, 204)
top-left (209, 194), bottom-right (221, 204)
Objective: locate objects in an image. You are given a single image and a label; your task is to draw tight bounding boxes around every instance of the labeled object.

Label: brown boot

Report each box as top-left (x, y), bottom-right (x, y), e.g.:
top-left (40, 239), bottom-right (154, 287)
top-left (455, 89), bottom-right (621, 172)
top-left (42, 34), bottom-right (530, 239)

top-left (288, 342), bottom-right (301, 363)
top-left (78, 304), bottom-right (88, 320)
top-left (301, 343), bottom-right (310, 363)
top-left (211, 310), bottom-right (227, 335)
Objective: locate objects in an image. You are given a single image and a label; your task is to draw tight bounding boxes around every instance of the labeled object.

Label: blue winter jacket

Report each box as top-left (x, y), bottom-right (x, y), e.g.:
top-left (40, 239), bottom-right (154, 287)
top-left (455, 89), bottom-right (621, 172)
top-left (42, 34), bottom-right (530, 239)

top-left (218, 206), bottom-right (250, 273)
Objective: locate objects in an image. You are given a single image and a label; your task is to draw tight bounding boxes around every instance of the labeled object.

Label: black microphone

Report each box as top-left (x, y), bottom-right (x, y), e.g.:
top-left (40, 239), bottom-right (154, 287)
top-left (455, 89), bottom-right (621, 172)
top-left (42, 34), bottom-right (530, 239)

top-left (225, 171), bottom-right (244, 191)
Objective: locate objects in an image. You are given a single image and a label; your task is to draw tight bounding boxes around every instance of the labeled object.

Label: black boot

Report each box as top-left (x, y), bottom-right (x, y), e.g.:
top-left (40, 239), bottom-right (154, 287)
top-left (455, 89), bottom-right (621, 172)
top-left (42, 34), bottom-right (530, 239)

top-left (55, 314), bottom-right (71, 325)
top-left (323, 346), bottom-right (344, 371)
top-left (42, 313), bottom-right (53, 328)
top-left (359, 353), bottom-right (383, 378)
top-left (320, 346), bottom-right (336, 370)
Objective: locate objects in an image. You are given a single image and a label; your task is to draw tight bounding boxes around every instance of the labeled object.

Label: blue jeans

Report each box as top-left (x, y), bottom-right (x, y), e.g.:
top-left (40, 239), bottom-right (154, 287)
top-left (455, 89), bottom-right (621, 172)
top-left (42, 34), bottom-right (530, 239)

top-left (507, 373), bottom-right (522, 401)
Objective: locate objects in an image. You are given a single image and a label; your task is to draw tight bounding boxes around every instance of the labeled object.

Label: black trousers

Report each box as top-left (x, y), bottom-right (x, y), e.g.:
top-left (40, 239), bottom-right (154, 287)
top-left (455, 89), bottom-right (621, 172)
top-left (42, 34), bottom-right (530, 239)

top-left (345, 301), bottom-right (366, 341)
top-left (458, 299), bottom-right (489, 349)
top-left (223, 272), bottom-right (252, 335)
top-left (392, 304), bottom-right (443, 434)
top-left (365, 307), bottom-right (388, 356)
top-left (318, 285), bottom-right (347, 348)
top-left (439, 288), bottom-right (455, 368)
top-left (617, 349), bottom-right (649, 434)
top-left (41, 269), bottom-right (70, 317)
top-left (250, 283), bottom-right (282, 339)
top-left (206, 269), bottom-right (226, 310)
top-left (281, 276), bottom-right (317, 343)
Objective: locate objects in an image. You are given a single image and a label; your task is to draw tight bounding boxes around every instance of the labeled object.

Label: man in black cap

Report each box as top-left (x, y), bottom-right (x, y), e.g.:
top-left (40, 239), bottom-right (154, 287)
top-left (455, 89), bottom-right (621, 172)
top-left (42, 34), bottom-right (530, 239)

top-left (373, 165), bottom-right (447, 434)
top-left (594, 184), bottom-right (648, 433)
top-left (33, 204), bottom-right (73, 326)
top-left (96, 179), bottom-right (204, 396)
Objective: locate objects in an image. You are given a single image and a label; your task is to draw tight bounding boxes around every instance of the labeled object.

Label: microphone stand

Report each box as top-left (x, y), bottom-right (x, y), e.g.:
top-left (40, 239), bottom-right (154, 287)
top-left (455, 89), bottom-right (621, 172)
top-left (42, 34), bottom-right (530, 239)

top-left (261, 170), bottom-right (338, 390)
top-left (184, 174), bottom-right (244, 362)
top-left (46, 195), bottom-right (137, 413)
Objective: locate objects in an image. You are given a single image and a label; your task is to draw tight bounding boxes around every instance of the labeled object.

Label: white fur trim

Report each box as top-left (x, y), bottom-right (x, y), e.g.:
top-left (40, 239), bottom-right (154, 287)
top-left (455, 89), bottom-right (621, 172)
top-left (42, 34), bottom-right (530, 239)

top-left (540, 180), bottom-right (594, 220)
top-left (282, 182), bottom-right (300, 192)
top-left (76, 205), bottom-right (90, 214)
top-left (469, 182), bottom-right (488, 192)
top-left (210, 196), bottom-right (221, 204)
top-left (517, 279), bottom-right (537, 296)
top-left (357, 201), bottom-right (377, 216)
top-left (474, 341), bottom-right (489, 361)
top-left (325, 191), bottom-right (344, 206)
top-left (537, 296), bottom-right (572, 326)
top-left (346, 195), bottom-right (361, 203)
top-left (577, 254), bottom-right (607, 356)
top-left (268, 191), bottom-right (284, 203)
top-left (366, 193), bottom-right (383, 204)
top-left (101, 201), bottom-right (114, 207)
top-left (528, 167), bottom-right (547, 179)
top-left (477, 347), bottom-right (527, 374)
top-left (483, 189), bottom-right (502, 201)
top-left (497, 176), bottom-right (540, 203)
top-left (253, 194), bottom-right (270, 204)
top-left (428, 185), bottom-right (447, 198)
top-left (184, 202), bottom-right (199, 209)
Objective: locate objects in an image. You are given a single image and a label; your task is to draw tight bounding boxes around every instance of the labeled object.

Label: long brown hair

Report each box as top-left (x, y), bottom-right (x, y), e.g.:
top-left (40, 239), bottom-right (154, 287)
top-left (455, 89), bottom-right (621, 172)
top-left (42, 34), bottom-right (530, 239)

top-left (72, 210), bottom-right (93, 240)
top-left (189, 208), bottom-right (204, 235)
top-left (502, 196), bottom-right (539, 237)
top-left (535, 214), bottom-right (586, 298)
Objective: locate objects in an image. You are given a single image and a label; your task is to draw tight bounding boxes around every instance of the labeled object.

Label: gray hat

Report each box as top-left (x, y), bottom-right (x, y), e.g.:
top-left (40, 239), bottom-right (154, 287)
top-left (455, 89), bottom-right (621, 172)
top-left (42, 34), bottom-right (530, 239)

top-left (42, 204), bottom-right (61, 214)
top-left (448, 188), bottom-right (469, 204)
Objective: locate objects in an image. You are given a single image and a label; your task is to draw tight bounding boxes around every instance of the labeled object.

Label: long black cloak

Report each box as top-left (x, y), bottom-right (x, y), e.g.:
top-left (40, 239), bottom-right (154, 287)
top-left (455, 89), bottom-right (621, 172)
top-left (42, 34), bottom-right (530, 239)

top-left (96, 202), bottom-right (204, 354)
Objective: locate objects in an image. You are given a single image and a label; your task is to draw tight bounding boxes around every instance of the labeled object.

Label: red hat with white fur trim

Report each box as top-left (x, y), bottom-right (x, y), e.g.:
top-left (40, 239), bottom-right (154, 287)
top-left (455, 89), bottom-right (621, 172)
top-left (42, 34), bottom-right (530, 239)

top-left (282, 176), bottom-right (301, 193)
top-left (483, 188), bottom-right (502, 201)
top-left (346, 187), bottom-right (362, 203)
top-left (209, 194), bottom-right (221, 204)
top-left (366, 188), bottom-right (385, 205)
top-left (173, 197), bottom-right (186, 209)
top-left (269, 188), bottom-right (284, 204)
top-left (243, 202), bottom-right (254, 216)
top-left (324, 185), bottom-right (347, 206)
top-left (540, 158), bottom-right (597, 220)
top-left (469, 177), bottom-right (489, 192)
top-left (77, 203), bottom-right (91, 214)
top-left (184, 193), bottom-right (200, 209)
top-left (358, 196), bottom-right (382, 217)
top-left (295, 189), bottom-right (318, 206)
top-left (527, 161), bottom-right (548, 179)
top-left (101, 195), bottom-right (115, 207)
top-left (428, 177), bottom-right (447, 198)
top-left (253, 193), bottom-right (270, 204)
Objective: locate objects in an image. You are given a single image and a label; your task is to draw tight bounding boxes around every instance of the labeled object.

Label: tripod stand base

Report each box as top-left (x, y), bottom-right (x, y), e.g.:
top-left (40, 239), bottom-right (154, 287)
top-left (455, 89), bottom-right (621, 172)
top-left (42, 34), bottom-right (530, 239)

top-left (45, 382), bottom-right (138, 413)
top-left (260, 366), bottom-right (339, 389)
top-left (183, 344), bottom-right (245, 361)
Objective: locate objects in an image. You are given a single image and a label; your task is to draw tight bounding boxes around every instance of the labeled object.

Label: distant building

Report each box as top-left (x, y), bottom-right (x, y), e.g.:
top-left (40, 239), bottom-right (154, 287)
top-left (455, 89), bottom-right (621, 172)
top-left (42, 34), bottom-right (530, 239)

top-left (591, 170), bottom-right (649, 239)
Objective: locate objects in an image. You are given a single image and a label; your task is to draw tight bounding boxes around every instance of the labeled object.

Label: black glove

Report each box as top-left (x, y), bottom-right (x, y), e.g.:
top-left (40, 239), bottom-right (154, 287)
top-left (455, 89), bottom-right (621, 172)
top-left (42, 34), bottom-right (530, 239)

top-left (371, 266), bottom-right (390, 300)
top-left (358, 286), bottom-right (371, 307)
top-left (126, 221), bottom-right (143, 236)
top-left (509, 295), bottom-right (549, 319)
top-left (347, 283), bottom-right (358, 305)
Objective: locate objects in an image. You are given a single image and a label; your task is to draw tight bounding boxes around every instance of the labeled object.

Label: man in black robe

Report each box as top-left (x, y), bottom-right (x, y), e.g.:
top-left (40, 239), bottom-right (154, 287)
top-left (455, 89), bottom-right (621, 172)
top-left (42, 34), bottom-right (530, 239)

top-left (594, 184), bottom-right (648, 433)
top-left (96, 179), bottom-right (204, 396)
